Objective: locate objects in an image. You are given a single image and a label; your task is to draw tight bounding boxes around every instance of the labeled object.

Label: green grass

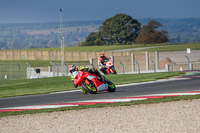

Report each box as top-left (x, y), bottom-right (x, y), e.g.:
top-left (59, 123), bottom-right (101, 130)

top-left (107, 72), bottom-right (182, 84)
top-left (24, 43), bottom-right (171, 52)
top-left (138, 43), bottom-right (200, 52)
top-left (3, 43), bottom-right (200, 52)
top-left (0, 60), bottom-right (89, 67)
top-left (18, 43), bottom-right (200, 52)
top-left (0, 72), bottom-right (183, 98)
top-left (1, 94), bottom-right (200, 117)
top-left (0, 76), bottom-right (75, 98)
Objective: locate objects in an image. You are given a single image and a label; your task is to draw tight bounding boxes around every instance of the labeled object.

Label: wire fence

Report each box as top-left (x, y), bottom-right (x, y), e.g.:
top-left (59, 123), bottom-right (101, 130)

top-left (1, 56), bottom-right (200, 81)
top-left (0, 64), bottom-right (27, 80)
top-left (26, 62), bottom-right (93, 79)
top-left (49, 62), bottom-right (92, 77)
top-left (0, 62), bottom-right (94, 80)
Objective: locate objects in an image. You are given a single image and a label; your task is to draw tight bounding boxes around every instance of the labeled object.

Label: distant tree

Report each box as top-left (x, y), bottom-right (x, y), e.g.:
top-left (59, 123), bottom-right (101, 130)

top-left (84, 32), bottom-right (97, 46)
top-left (82, 32), bottom-right (105, 46)
top-left (100, 13), bottom-right (141, 45)
top-left (135, 20), bottom-right (168, 44)
top-left (82, 13), bottom-right (141, 46)
top-left (77, 41), bottom-right (84, 46)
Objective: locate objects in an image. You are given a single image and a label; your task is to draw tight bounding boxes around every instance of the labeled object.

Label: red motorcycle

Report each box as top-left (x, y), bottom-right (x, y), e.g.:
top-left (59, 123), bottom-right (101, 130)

top-left (74, 71), bottom-right (116, 94)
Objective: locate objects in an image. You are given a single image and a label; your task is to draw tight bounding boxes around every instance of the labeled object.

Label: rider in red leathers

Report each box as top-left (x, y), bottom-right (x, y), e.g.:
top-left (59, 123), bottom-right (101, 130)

top-left (69, 65), bottom-right (107, 94)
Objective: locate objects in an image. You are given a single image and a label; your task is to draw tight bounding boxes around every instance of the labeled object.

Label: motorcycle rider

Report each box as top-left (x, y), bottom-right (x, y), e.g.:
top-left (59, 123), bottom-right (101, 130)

top-left (69, 64), bottom-right (107, 94)
top-left (69, 64), bottom-right (79, 88)
top-left (98, 53), bottom-right (109, 74)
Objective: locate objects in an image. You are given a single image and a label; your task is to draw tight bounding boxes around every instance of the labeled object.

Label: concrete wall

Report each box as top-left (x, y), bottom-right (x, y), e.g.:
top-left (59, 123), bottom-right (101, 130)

top-left (0, 50), bottom-right (156, 62)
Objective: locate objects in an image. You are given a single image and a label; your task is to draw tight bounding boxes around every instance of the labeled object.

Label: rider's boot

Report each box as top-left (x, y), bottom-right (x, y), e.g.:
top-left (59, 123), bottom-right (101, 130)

top-left (101, 69), bottom-right (107, 75)
top-left (81, 88), bottom-right (88, 94)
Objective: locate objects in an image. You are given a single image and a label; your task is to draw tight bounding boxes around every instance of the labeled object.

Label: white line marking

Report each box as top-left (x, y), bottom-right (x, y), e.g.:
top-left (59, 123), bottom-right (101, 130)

top-left (1, 91), bottom-right (200, 111)
top-left (50, 90), bottom-right (80, 94)
top-left (0, 105), bottom-right (78, 110)
top-left (116, 78), bottom-right (188, 87)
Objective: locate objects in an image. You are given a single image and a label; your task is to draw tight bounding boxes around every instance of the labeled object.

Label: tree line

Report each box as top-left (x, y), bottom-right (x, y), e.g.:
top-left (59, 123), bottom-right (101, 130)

top-left (1, 16), bottom-right (200, 50)
top-left (79, 13), bottom-right (168, 46)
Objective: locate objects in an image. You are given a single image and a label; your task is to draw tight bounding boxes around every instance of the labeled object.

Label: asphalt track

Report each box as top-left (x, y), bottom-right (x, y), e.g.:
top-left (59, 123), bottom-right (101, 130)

top-left (0, 75), bottom-right (200, 109)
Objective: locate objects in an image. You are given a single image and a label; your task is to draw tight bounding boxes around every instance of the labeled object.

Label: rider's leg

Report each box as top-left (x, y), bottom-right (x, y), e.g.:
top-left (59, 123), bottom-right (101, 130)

top-left (81, 88), bottom-right (87, 94)
top-left (90, 68), bottom-right (105, 82)
top-left (100, 68), bottom-right (107, 74)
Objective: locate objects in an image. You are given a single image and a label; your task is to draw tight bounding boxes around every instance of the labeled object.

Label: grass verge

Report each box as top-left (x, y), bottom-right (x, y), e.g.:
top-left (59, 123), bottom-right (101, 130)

top-left (0, 60), bottom-right (89, 67)
top-left (138, 43), bottom-right (200, 52)
top-left (20, 43), bottom-right (200, 52)
top-left (0, 72), bottom-right (183, 98)
top-left (23, 43), bottom-right (171, 52)
top-left (1, 94), bottom-right (200, 117)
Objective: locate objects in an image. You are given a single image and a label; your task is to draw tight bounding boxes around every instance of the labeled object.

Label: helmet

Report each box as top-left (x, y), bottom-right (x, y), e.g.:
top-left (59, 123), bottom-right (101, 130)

top-left (69, 64), bottom-right (77, 73)
top-left (100, 53), bottom-right (104, 58)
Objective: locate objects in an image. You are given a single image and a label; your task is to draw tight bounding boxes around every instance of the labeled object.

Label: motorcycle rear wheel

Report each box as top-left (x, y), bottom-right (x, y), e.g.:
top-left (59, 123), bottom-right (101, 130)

top-left (81, 81), bottom-right (97, 94)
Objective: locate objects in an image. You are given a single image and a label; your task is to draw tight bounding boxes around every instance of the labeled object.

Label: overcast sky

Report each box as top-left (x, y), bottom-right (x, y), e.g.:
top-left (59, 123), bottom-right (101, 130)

top-left (0, 0), bottom-right (200, 23)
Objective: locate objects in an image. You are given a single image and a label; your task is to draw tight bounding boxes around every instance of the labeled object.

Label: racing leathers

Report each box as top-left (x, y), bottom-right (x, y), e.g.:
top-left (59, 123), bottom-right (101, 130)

top-left (71, 67), bottom-right (107, 92)
top-left (98, 56), bottom-right (109, 74)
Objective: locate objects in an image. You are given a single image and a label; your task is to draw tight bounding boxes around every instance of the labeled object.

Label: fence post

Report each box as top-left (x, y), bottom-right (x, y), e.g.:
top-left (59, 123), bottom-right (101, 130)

top-left (9, 64), bottom-right (12, 80)
top-left (18, 64), bottom-right (21, 80)
top-left (168, 58), bottom-right (173, 72)
top-left (26, 62), bottom-right (31, 79)
top-left (90, 58), bottom-right (94, 68)
top-left (151, 60), bottom-right (156, 73)
top-left (65, 63), bottom-right (68, 76)
top-left (56, 63), bottom-right (59, 76)
top-left (136, 61), bottom-right (140, 74)
top-left (90, 58), bottom-right (93, 64)
top-left (89, 58), bottom-right (94, 68)
top-left (110, 56), bottom-right (114, 64)
top-left (120, 61), bottom-right (125, 74)
top-left (165, 64), bottom-right (169, 72)
top-left (185, 55), bottom-right (192, 70)
top-left (145, 52), bottom-right (149, 71)
top-left (50, 62), bottom-right (55, 77)
top-left (155, 51), bottom-right (159, 70)
top-left (131, 54), bottom-right (135, 72)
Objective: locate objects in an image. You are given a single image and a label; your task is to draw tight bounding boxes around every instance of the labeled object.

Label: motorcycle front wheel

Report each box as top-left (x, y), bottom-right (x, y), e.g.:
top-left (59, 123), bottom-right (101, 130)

top-left (110, 68), bottom-right (117, 74)
top-left (81, 81), bottom-right (97, 94)
top-left (112, 69), bottom-right (117, 74)
top-left (105, 80), bottom-right (116, 92)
